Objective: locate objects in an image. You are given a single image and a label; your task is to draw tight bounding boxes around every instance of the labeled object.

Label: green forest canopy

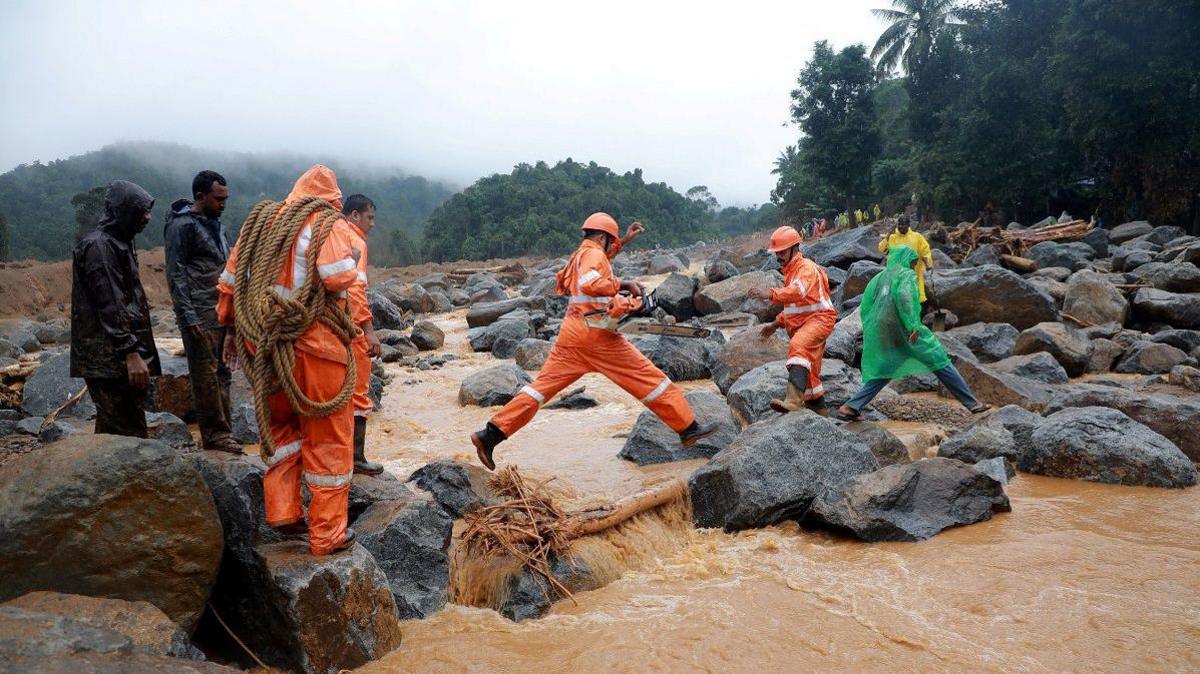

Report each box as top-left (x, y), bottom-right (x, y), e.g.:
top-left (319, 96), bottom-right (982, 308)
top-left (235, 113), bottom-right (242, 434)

top-left (0, 141), bottom-right (456, 264)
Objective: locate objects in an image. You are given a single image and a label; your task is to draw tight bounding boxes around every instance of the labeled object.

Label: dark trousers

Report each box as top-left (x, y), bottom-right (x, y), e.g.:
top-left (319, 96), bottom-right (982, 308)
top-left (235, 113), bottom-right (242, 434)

top-left (180, 326), bottom-right (233, 446)
top-left (86, 377), bottom-right (148, 438)
top-left (844, 365), bottom-right (980, 413)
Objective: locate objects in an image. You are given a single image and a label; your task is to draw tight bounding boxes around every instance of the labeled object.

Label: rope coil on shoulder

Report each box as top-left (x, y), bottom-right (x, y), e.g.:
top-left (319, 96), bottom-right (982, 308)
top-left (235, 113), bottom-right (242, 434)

top-left (232, 196), bottom-right (358, 458)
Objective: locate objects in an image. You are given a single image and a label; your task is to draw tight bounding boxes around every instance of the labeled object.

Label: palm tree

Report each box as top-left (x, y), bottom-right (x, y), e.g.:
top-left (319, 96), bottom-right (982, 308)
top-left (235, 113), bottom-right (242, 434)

top-left (870, 0), bottom-right (964, 75)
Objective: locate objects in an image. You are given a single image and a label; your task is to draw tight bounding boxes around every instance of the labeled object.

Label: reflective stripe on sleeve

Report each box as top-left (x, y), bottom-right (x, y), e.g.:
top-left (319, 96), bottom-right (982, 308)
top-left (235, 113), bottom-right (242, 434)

top-left (317, 258), bottom-right (357, 278)
top-left (356, 271), bottom-right (368, 283)
top-left (641, 377), bottom-right (671, 404)
top-left (219, 270), bottom-right (237, 286)
top-left (782, 300), bottom-right (835, 314)
top-left (264, 440), bottom-right (301, 467)
top-left (272, 284), bottom-right (293, 299)
top-left (304, 471), bottom-right (353, 488)
top-left (520, 385), bottom-right (545, 404)
top-left (578, 269), bottom-right (601, 285)
top-left (569, 295), bottom-right (611, 304)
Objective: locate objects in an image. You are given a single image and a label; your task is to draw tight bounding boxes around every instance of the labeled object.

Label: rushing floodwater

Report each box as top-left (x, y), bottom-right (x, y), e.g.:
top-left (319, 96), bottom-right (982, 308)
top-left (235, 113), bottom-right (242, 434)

top-left (357, 311), bottom-right (1200, 673)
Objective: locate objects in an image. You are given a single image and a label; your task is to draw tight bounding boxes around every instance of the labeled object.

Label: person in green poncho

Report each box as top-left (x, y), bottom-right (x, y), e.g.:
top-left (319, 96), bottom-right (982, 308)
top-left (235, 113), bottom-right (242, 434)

top-left (832, 245), bottom-right (991, 421)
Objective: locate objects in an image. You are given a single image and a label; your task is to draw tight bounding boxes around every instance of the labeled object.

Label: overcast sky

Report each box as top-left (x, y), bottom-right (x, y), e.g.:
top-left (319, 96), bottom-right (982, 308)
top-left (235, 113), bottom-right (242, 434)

top-left (0, 0), bottom-right (886, 205)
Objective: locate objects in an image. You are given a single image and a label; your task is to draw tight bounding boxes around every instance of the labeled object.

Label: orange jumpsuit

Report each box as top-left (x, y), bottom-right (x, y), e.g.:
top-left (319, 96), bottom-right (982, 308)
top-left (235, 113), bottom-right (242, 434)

top-left (347, 223), bottom-right (373, 418)
top-left (490, 238), bottom-right (695, 437)
top-left (770, 253), bottom-right (837, 401)
top-left (216, 165), bottom-right (360, 555)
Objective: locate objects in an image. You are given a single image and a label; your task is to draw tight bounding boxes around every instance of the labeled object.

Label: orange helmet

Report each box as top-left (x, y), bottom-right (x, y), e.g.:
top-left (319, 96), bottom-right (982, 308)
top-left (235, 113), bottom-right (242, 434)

top-left (767, 225), bottom-right (803, 252)
top-left (581, 212), bottom-right (620, 238)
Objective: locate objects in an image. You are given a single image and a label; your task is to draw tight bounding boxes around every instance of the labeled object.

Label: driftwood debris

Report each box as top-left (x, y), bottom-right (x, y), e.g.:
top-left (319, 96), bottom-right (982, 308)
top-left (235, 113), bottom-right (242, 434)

top-left (456, 466), bottom-right (686, 601)
top-left (948, 219), bottom-right (1093, 261)
top-left (0, 360), bottom-right (38, 410)
top-left (999, 254), bottom-right (1038, 273)
top-left (446, 262), bottom-right (528, 284)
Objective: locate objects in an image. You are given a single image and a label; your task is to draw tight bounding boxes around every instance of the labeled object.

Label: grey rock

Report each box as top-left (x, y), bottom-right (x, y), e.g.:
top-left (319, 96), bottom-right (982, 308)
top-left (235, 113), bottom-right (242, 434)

top-left (963, 245), bottom-right (1000, 267)
top-left (704, 259), bottom-right (739, 284)
top-left (1044, 384), bottom-right (1200, 464)
top-left (619, 391), bottom-right (739, 465)
top-left (928, 265), bottom-right (1058, 330)
top-left (1086, 338), bottom-right (1124, 373)
top-left (953, 358), bottom-right (1056, 411)
top-left (230, 403), bottom-right (260, 444)
top-left (825, 308), bottom-right (864, 366)
top-left (368, 291), bottom-right (407, 331)
top-left (146, 412), bottom-right (194, 450)
top-left (809, 457), bottom-right (1010, 542)
top-left (513, 338), bottom-right (552, 371)
top-left (1028, 241), bottom-right (1094, 270)
top-left (1026, 276), bottom-right (1067, 304)
top-left (1081, 227), bottom-right (1110, 258)
top-left (1130, 262), bottom-right (1200, 293)
top-left (991, 352), bottom-right (1069, 384)
top-left (1023, 407), bottom-right (1195, 488)
top-left (654, 272), bottom-right (698, 321)
top-left (20, 350), bottom-right (94, 419)
top-left (841, 260), bottom-right (883, 300)
top-left (356, 496), bottom-right (453, 620)
top-left (688, 413), bottom-right (879, 531)
top-left (841, 421), bottom-right (909, 466)
top-left (1031, 266), bottom-right (1073, 282)
top-left (465, 298), bottom-right (544, 329)
top-left (544, 389), bottom-right (599, 410)
top-left (410, 320), bottom-right (445, 351)
top-left (938, 425), bottom-right (1018, 466)
top-left (1063, 270), bottom-right (1129, 325)
top-left (407, 459), bottom-right (499, 517)
top-left (726, 361), bottom-right (788, 425)
top-left (33, 318), bottom-right (71, 345)
top-left (379, 281), bottom-right (435, 314)
top-left (944, 322), bottom-right (1019, 363)
top-left (1114, 341), bottom-right (1188, 374)
top-left (1112, 246), bottom-right (1155, 272)
top-left (458, 364), bottom-right (531, 407)
top-left (14, 416), bottom-right (43, 436)
top-left (648, 254), bottom-right (686, 275)
top-left (973, 456), bottom-right (1013, 483)
top-left (38, 419), bottom-right (88, 443)
top-left (693, 270), bottom-right (783, 320)
top-left (1132, 288), bottom-right (1200, 328)
top-left (1013, 322), bottom-right (1091, 377)
top-left (629, 332), bottom-right (723, 382)
top-left (1130, 225), bottom-right (1187, 247)
top-left (1108, 220), bottom-right (1153, 244)
top-left (801, 227), bottom-right (884, 269)
top-left (1167, 364), bottom-right (1200, 392)
top-left (1148, 329), bottom-right (1200, 353)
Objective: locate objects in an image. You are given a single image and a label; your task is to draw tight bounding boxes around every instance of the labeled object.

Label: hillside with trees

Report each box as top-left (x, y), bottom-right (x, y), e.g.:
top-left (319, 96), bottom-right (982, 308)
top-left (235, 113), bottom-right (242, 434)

top-left (773, 0), bottom-right (1200, 230)
top-left (0, 141), bottom-right (456, 264)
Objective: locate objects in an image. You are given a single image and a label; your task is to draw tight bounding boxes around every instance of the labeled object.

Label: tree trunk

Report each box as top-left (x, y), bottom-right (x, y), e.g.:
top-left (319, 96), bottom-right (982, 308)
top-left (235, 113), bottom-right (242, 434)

top-left (846, 195), bottom-right (857, 227)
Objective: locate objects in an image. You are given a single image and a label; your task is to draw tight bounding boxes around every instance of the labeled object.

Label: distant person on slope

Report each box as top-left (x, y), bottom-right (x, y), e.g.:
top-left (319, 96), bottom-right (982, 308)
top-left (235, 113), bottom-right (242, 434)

top-left (164, 170), bottom-right (240, 453)
top-left (877, 215), bottom-right (934, 303)
top-left (747, 226), bottom-right (837, 415)
top-left (469, 213), bottom-right (719, 470)
top-left (341, 193), bottom-right (385, 475)
top-left (70, 180), bottom-right (161, 437)
top-left (832, 245), bottom-right (990, 421)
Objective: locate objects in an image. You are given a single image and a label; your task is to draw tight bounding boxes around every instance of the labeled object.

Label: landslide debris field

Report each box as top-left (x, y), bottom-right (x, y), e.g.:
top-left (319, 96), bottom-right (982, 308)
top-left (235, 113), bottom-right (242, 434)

top-left (1, 219), bottom-right (1198, 672)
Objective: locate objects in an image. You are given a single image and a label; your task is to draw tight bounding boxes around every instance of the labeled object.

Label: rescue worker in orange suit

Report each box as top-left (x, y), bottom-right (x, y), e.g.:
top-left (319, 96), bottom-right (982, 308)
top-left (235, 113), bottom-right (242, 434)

top-left (342, 194), bottom-right (384, 475)
top-left (470, 213), bottom-right (719, 470)
top-left (216, 165), bottom-right (361, 555)
top-left (747, 226), bottom-right (837, 415)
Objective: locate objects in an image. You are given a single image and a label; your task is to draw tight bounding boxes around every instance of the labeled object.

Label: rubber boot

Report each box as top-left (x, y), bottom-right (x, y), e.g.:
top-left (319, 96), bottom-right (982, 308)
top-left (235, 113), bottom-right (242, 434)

top-left (353, 417), bottom-right (384, 475)
top-left (770, 365), bottom-right (810, 414)
top-left (679, 420), bottom-right (719, 447)
top-left (806, 396), bottom-right (828, 416)
top-left (271, 518), bottom-right (308, 542)
top-left (471, 422), bottom-right (506, 471)
top-left (327, 528), bottom-right (356, 554)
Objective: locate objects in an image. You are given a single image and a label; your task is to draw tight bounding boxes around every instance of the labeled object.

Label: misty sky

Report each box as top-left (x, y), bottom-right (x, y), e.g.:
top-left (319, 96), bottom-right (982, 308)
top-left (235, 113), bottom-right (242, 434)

top-left (1, 0), bottom-right (886, 205)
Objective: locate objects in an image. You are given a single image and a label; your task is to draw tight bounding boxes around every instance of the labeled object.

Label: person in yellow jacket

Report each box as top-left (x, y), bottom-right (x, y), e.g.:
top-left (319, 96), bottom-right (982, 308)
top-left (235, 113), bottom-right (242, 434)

top-left (877, 215), bottom-right (934, 303)
top-left (873, 204), bottom-right (881, 221)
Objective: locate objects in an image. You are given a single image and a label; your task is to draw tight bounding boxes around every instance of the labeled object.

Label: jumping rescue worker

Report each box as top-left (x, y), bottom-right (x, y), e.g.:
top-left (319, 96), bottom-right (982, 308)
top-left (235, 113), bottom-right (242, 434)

top-left (747, 225), bottom-right (837, 415)
top-left (342, 194), bottom-right (385, 475)
top-left (470, 212), bottom-right (719, 470)
top-left (217, 165), bottom-right (362, 556)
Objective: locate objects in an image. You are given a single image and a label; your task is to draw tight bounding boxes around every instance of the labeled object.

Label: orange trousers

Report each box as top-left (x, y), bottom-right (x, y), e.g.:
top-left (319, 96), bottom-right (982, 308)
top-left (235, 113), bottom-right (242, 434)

top-left (785, 313), bottom-right (837, 400)
top-left (262, 349), bottom-right (354, 555)
top-left (351, 337), bottom-right (372, 416)
top-left (490, 337), bottom-right (695, 437)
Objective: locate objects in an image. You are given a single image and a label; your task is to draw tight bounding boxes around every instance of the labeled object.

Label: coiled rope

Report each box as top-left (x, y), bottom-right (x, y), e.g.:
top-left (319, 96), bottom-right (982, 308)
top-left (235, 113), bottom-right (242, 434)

top-left (232, 196), bottom-right (358, 458)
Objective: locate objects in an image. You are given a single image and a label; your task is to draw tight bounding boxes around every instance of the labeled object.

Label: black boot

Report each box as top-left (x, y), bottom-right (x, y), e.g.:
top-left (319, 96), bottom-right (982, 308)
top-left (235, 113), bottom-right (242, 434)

top-left (353, 417), bottom-right (384, 475)
top-left (679, 420), bottom-right (719, 447)
top-left (271, 518), bottom-right (308, 541)
top-left (327, 528), bottom-right (357, 554)
top-left (470, 422), bottom-right (506, 471)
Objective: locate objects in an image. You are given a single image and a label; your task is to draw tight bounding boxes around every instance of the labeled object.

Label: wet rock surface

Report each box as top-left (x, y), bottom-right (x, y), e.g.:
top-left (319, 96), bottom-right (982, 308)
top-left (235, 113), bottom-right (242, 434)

top-left (1023, 407), bottom-right (1196, 488)
top-left (689, 413), bottom-right (879, 531)
top-left (458, 363), bottom-right (531, 406)
top-left (356, 495), bottom-right (453, 620)
top-left (707, 327), bottom-right (790, 394)
top-left (629, 332), bottom-right (722, 382)
top-left (944, 322), bottom-right (1018, 363)
top-left (619, 391), bottom-right (740, 465)
top-left (1013, 322), bottom-right (1092, 377)
top-left (937, 425), bottom-right (1018, 466)
top-left (0, 435), bottom-right (223, 633)
top-left (929, 265), bottom-right (1058, 329)
top-left (1043, 384), bottom-right (1200, 463)
top-left (408, 459), bottom-right (499, 517)
top-left (841, 421), bottom-right (910, 467)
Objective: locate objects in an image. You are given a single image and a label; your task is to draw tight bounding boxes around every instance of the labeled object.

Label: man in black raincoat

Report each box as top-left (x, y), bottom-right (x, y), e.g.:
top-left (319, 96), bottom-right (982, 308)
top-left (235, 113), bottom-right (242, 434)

top-left (164, 170), bottom-right (239, 452)
top-left (70, 180), bottom-right (161, 437)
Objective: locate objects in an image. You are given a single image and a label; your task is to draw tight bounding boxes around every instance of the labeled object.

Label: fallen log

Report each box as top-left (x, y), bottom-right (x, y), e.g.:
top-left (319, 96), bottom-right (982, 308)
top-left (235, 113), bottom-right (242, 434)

top-left (1000, 254), bottom-right (1038, 273)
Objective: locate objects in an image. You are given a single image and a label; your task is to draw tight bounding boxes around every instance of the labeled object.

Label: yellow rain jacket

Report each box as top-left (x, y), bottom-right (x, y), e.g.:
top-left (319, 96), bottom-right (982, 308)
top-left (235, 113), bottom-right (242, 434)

top-left (877, 228), bottom-right (934, 302)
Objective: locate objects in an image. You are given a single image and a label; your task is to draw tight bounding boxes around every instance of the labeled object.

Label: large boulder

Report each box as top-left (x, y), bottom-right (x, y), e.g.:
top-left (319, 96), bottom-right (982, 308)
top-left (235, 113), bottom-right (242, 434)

top-left (513, 338), bottom-right (552, 371)
top-left (953, 358), bottom-right (1056, 411)
top-left (355, 495), bottom-right (453, 620)
top-left (1130, 224), bottom-right (1185, 246)
top-left (726, 361), bottom-right (788, 425)
top-left (707, 328), bottom-right (790, 394)
top-left (937, 425), bottom-right (1018, 466)
top-left (458, 364), bottom-right (531, 407)
top-left (0, 435), bottom-right (223, 632)
top-left (944, 322), bottom-right (1019, 363)
top-left (1027, 241), bottom-right (1094, 270)
top-left (990, 352), bottom-right (1069, 384)
top-left (704, 258), bottom-right (739, 284)
top-left (688, 413), bottom-right (879, 531)
top-left (1063, 270), bottom-right (1129, 325)
top-left (693, 270), bottom-right (783, 318)
top-left (841, 260), bottom-right (883, 300)
top-left (379, 281), bottom-right (435, 314)
top-left (368, 291), bottom-right (407, 331)
top-left (468, 314), bottom-right (538, 356)
top-left (1148, 328), bottom-right (1200, 353)
top-left (1113, 341), bottom-right (1188, 374)
top-left (20, 350), bottom-right (94, 419)
top-left (407, 460), bottom-right (498, 517)
top-left (1013, 322), bottom-right (1091, 377)
top-left (963, 244), bottom-right (1001, 267)
top-left (1108, 220), bottom-right (1153, 244)
top-left (1129, 262), bottom-right (1200, 293)
top-left (928, 265), bottom-right (1058, 330)
top-left (629, 333), bottom-right (722, 382)
top-left (410, 321), bottom-right (445, 351)
top-left (841, 421), bottom-right (909, 467)
top-left (1132, 288), bottom-right (1200, 328)
top-left (648, 254), bottom-right (686, 275)
top-left (653, 272), bottom-right (698, 321)
top-left (809, 457), bottom-right (1010, 542)
top-left (1022, 407), bottom-right (1196, 488)
top-left (801, 226), bottom-right (884, 269)
top-left (825, 308), bottom-right (864, 365)
top-left (619, 391), bottom-right (739, 465)
top-left (969, 404), bottom-right (1042, 451)
top-left (249, 542), bottom-right (403, 673)
top-left (1086, 338), bottom-right (1124, 373)
top-left (465, 298), bottom-right (544, 329)
top-left (1043, 384), bottom-right (1200, 463)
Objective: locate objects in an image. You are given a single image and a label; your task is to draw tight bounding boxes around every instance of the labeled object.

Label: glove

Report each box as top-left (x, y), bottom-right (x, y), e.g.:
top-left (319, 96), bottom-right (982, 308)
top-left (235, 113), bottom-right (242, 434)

top-left (606, 294), bottom-right (643, 320)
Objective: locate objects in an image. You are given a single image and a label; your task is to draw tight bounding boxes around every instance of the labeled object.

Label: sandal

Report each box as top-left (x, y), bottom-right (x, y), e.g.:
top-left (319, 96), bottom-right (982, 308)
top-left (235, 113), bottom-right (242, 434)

top-left (968, 403), bottom-right (992, 414)
top-left (830, 407), bottom-right (860, 422)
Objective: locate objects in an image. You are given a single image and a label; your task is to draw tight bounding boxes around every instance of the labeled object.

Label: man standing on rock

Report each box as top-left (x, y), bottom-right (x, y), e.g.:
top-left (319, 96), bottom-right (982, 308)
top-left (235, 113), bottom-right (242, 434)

top-left (342, 194), bottom-right (384, 475)
top-left (877, 215), bottom-right (934, 303)
top-left (70, 180), bottom-right (161, 437)
top-left (164, 170), bottom-right (240, 453)
top-left (469, 212), bottom-right (719, 470)
top-left (832, 246), bottom-right (990, 421)
top-left (747, 225), bottom-right (837, 415)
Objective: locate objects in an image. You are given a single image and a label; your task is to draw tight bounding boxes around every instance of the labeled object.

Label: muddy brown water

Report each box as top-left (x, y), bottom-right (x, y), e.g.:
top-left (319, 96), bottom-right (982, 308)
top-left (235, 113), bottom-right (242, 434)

top-left (357, 310), bottom-right (1200, 673)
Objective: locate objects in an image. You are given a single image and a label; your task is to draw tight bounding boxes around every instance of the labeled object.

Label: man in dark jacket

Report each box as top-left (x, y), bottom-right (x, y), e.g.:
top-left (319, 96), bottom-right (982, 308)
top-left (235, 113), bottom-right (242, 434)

top-left (164, 170), bottom-right (239, 452)
top-left (71, 180), bottom-right (161, 437)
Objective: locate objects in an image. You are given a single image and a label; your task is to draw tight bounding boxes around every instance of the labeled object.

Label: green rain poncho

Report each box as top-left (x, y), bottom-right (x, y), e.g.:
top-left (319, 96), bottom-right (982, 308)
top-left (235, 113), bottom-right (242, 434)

top-left (859, 245), bottom-right (951, 381)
